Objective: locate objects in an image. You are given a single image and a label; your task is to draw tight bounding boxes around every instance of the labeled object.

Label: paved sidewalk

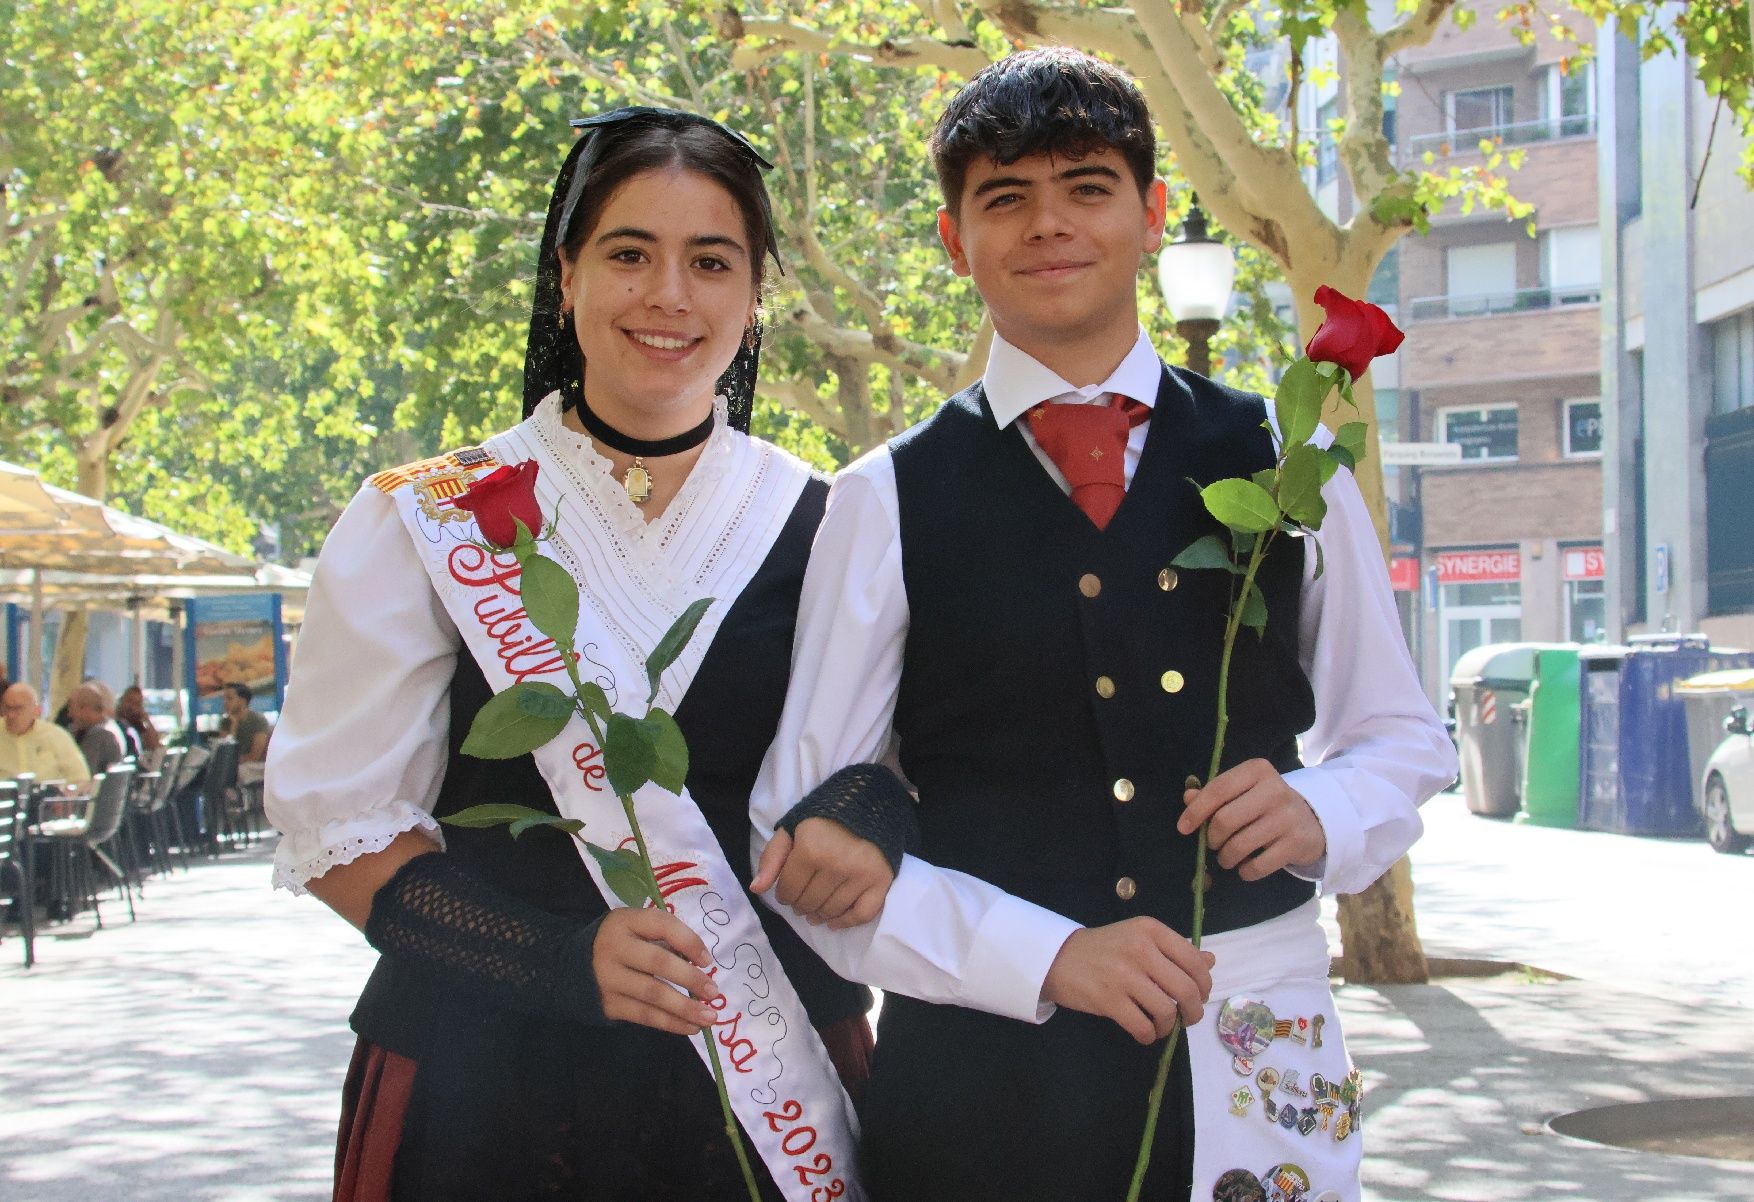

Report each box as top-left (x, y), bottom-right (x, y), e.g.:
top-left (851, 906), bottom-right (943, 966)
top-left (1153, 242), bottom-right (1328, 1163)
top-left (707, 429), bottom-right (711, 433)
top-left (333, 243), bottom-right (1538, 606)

top-left (2, 807), bottom-right (1751, 1201)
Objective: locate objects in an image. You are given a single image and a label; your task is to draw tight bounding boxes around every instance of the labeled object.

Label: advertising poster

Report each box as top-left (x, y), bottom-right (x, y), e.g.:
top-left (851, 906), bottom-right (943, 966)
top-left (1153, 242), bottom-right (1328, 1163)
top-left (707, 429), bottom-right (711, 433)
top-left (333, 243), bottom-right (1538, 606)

top-left (183, 594), bottom-right (285, 716)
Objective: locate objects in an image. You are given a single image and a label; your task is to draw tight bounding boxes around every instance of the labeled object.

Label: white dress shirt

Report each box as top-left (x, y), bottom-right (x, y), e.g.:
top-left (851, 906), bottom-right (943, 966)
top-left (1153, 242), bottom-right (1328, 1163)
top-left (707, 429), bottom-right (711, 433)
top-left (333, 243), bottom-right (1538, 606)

top-left (748, 328), bottom-right (1458, 1025)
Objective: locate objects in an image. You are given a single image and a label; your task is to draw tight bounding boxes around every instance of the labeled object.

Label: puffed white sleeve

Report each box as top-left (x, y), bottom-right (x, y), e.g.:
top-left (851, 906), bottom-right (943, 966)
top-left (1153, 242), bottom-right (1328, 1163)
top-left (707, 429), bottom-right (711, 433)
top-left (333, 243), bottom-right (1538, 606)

top-left (749, 448), bottom-right (1081, 1024)
top-left (1282, 435), bottom-right (1459, 896)
top-left (265, 484), bottom-right (461, 894)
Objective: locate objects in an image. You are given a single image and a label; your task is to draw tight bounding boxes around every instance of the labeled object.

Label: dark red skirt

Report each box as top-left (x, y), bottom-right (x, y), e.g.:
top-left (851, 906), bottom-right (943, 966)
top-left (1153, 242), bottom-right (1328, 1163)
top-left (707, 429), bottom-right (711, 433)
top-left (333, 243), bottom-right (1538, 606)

top-left (333, 1014), bottom-right (875, 1202)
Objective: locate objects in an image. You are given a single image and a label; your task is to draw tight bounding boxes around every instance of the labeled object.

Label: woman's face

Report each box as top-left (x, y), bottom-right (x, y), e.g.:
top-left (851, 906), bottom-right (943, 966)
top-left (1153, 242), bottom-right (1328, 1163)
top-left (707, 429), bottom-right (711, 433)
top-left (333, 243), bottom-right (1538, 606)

top-left (558, 166), bottom-right (757, 434)
top-left (118, 688), bottom-right (144, 720)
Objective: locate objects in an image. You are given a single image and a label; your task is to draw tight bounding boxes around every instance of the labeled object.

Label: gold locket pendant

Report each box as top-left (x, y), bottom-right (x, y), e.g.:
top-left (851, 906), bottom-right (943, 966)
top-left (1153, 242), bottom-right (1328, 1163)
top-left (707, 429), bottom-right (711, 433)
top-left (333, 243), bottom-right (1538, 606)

top-left (622, 458), bottom-right (652, 504)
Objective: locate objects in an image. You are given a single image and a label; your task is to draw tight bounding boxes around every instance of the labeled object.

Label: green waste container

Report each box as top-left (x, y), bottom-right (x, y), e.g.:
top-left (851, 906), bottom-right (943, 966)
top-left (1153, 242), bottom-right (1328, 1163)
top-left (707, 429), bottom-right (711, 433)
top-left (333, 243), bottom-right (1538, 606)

top-left (1450, 643), bottom-right (1562, 817)
top-left (1519, 644), bottom-right (1583, 828)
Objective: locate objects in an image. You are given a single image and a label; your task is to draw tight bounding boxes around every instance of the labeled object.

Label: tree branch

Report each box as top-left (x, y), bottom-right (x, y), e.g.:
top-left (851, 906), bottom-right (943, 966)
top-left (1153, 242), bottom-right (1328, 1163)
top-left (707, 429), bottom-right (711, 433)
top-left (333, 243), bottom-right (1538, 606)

top-left (726, 15), bottom-right (991, 75)
top-left (1331, 9), bottom-right (1399, 206)
top-left (781, 291), bottom-right (964, 395)
top-left (1381, 0), bottom-right (1456, 57)
top-left (760, 373), bottom-right (840, 435)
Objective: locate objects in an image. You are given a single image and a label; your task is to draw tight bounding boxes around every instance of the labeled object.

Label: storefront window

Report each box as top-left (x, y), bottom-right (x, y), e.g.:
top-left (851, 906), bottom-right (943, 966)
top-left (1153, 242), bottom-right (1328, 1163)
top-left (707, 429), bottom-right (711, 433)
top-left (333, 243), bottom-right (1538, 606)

top-left (1568, 579), bottom-right (1606, 642)
top-left (1439, 405), bottom-right (1518, 461)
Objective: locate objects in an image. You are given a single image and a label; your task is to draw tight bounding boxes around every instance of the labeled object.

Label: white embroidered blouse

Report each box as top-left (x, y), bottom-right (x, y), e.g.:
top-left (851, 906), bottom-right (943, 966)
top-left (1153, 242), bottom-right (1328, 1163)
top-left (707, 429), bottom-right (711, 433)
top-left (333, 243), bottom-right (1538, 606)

top-left (265, 393), bottom-right (810, 893)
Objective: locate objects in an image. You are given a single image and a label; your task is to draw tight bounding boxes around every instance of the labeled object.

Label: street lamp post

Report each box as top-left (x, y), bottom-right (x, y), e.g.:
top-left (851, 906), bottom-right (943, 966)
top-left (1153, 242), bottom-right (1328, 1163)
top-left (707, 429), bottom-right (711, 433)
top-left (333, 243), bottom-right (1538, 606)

top-left (1156, 197), bottom-right (1237, 378)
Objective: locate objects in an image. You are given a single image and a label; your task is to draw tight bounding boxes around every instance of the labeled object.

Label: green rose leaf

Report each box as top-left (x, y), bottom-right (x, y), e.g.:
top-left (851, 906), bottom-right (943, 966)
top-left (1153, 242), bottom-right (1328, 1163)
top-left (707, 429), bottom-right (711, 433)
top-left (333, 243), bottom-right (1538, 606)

top-left (646, 596), bottom-right (715, 704)
top-left (585, 841), bottom-right (655, 909)
top-left (519, 552), bottom-right (580, 649)
top-left (509, 814), bottom-right (586, 840)
top-left (1231, 528), bottom-right (1258, 559)
top-left (576, 679), bottom-right (612, 726)
top-left (1278, 444), bottom-right (1329, 527)
top-left (1313, 360), bottom-right (1340, 378)
top-left (643, 709), bottom-right (690, 794)
top-left (1272, 357), bottom-right (1329, 450)
top-left (460, 681), bottom-right (573, 759)
top-left (1251, 467), bottom-right (1277, 494)
top-left (1308, 527), bottom-right (1328, 581)
top-left (1240, 581), bottom-right (1269, 636)
top-left (1336, 421), bottom-right (1369, 464)
top-left (440, 802), bottom-right (557, 829)
top-left (1325, 444), bottom-right (1356, 475)
top-left (604, 711), bottom-right (656, 797)
top-left (1200, 478), bottom-right (1280, 534)
top-left (1171, 533), bottom-right (1236, 572)
top-left (1316, 447), bottom-right (1343, 482)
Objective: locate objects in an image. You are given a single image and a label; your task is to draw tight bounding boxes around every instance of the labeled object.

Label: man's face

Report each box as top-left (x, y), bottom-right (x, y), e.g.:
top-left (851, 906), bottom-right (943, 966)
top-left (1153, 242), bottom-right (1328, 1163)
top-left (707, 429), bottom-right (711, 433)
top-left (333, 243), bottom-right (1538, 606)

top-left (937, 148), bottom-right (1166, 362)
top-left (67, 691), bottom-right (100, 731)
top-left (1, 687), bottom-right (37, 736)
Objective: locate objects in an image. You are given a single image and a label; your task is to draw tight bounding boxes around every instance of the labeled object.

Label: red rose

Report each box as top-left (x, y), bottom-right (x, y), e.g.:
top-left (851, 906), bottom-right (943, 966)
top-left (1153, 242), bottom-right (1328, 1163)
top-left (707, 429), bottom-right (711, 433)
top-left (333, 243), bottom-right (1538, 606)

top-left (1304, 285), bottom-right (1405, 380)
top-left (452, 460), bottom-right (543, 549)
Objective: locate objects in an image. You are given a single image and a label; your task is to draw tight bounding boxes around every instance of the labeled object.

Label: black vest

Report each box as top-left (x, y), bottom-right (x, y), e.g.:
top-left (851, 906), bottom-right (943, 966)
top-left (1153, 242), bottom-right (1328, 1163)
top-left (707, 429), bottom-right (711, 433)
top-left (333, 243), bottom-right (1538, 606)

top-left (352, 475), bottom-right (869, 1058)
top-left (859, 368), bottom-right (1321, 1202)
top-left (891, 367), bottom-right (1317, 937)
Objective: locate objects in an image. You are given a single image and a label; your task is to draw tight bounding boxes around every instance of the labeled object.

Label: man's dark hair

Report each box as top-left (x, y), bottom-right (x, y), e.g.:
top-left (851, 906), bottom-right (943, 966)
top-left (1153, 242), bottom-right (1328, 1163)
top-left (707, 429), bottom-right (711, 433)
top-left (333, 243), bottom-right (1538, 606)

top-left (224, 681), bottom-right (254, 704)
top-left (929, 48), bottom-right (1156, 215)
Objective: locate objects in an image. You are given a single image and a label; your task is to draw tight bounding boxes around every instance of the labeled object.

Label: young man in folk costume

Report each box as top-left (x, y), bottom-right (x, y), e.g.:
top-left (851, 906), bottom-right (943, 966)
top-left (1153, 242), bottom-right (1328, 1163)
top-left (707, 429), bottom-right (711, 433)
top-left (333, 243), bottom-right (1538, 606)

top-left (751, 49), bottom-right (1456, 1202)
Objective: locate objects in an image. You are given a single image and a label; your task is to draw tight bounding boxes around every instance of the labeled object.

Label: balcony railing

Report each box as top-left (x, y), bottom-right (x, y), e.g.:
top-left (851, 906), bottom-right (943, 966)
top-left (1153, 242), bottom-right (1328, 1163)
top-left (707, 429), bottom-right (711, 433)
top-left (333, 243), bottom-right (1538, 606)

top-left (1408, 285), bottom-right (1601, 322)
top-left (1407, 113), bottom-right (1596, 159)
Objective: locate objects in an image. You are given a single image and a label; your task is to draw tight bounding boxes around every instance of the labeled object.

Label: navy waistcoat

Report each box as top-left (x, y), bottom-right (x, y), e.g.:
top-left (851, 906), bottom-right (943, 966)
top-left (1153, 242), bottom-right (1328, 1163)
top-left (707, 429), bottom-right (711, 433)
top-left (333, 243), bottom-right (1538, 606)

top-left (890, 365), bottom-right (1318, 941)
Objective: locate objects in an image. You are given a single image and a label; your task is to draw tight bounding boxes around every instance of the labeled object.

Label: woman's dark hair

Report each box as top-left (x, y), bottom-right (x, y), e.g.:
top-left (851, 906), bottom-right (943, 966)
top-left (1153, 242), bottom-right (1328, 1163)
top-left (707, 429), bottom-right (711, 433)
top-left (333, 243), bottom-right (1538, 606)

top-left (557, 120), bottom-right (775, 292)
top-left (523, 109), bottom-right (780, 429)
top-left (929, 48), bottom-right (1156, 215)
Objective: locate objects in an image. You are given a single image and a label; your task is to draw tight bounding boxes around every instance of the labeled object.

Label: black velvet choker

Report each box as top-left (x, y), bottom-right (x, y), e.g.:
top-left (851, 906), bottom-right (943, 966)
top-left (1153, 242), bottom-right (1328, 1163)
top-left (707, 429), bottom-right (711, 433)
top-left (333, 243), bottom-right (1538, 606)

top-left (574, 392), bottom-right (715, 505)
top-left (574, 391), bottom-right (715, 458)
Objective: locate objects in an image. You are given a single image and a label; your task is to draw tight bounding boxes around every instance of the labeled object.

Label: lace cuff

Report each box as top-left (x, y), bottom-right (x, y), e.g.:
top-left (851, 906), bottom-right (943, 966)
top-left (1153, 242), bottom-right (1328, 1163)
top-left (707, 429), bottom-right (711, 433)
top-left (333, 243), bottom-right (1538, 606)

top-left (365, 852), bottom-right (608, 1026)
top-left (271, 799), bottom-right (444, 895)
top-left (778, 763), bottom-right (921, 875)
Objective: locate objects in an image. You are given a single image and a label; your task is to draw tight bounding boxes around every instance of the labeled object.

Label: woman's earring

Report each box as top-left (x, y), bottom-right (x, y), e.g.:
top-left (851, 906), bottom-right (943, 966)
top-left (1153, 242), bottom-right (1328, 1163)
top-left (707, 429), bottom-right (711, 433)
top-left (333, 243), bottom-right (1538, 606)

top-left (557, 308), bottom-right (568, 329)
top-left (743, 323), bottom-right (758, 352)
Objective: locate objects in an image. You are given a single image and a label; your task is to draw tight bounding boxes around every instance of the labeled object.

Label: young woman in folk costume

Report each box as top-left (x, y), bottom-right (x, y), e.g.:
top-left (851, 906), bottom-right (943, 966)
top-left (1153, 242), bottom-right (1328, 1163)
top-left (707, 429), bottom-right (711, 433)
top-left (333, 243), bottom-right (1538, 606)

top-left (266, 108), bottom-right (902, 1202)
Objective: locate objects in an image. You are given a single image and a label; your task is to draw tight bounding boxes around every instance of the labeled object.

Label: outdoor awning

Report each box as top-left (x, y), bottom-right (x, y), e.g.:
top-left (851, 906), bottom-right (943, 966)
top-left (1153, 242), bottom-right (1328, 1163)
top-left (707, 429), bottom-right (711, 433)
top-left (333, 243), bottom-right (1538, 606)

top-left (0, 468), bottom-right (258, 576)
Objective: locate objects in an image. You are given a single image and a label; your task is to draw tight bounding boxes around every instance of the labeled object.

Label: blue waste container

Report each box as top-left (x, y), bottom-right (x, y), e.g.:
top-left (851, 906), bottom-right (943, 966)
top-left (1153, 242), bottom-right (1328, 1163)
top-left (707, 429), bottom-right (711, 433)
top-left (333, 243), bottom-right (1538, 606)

top-left (1579, 636), bottom-right (1754, 835)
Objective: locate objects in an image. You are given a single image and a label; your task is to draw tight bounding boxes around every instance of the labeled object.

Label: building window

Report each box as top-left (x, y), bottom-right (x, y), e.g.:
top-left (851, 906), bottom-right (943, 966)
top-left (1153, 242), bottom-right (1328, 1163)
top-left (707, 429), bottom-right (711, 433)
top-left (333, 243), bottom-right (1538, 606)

top-left (1367, 246), bottom-right (1399, 310)
top-left (1447, 85), bottom-right (1514, 139)
top-left (1540, 61), bottom-right (1595, 137)
top-left (1316, 96), bottom-right (1339, 186)
top-left (1564, 398), bottom-right (1603, 457)
top-left (1445, 242), bottom-right (1518, 315)
top-left (1543, 225), bottom-right (1601, 304)
top-left (1561, 544), bottom-right (1607, 641)
top-left (1436, 548), bottom-right (1523, 682)
top-left (1711, 308), bottom-right (1754, 417)
top-left (1439, 405), bottom-right (1519, 461)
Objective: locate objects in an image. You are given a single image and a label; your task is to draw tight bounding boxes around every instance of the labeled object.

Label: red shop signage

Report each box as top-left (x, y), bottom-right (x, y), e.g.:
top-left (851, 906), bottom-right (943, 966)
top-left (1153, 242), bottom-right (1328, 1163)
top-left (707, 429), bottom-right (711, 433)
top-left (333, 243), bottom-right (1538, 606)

top-left (1562, 546), bottom-right (1605, 581)
top-left (1389, 557), bottom-right (1420, 592)
top-left (1436, 549), bottom-right (1521, 584)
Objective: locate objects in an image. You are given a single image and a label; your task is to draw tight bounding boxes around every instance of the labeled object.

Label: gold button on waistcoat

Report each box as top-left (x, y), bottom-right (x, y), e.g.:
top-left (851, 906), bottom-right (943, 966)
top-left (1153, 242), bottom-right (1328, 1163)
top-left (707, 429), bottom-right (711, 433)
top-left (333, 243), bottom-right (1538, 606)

top-left (1079, 572), bottom-right (1102, 598)
top-left (1115, 876), bottom-right (1138, 901)
top-left (1095, 675), bottom-right (1116, 699)
top-left (1112, 777), bottom-right (1135, 803)
top-left (1161, 670), bottom-right (1185, 694)
top-left (1158, 568), bottom-right (1179, 591)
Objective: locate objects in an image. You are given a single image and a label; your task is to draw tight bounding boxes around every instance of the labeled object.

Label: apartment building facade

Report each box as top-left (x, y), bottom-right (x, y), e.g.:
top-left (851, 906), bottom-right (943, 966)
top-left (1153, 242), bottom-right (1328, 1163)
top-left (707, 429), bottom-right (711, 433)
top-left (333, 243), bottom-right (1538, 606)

top-left (1390, 9), bottom-right (1607, 700)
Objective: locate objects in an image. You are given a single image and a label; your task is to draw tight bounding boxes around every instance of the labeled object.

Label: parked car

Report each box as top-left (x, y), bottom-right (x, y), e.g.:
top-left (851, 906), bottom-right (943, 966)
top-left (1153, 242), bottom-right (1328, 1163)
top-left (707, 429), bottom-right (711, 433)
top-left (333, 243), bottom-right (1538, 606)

top-left (1701, 704), bottom-right (1754, 854)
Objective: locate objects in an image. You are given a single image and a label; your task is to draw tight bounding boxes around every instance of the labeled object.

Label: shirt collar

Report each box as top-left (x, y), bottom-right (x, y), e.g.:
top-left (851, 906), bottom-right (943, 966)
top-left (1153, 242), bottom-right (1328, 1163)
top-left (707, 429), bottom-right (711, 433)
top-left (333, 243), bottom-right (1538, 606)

top-left (980, 327), bottom-right (1164, 429)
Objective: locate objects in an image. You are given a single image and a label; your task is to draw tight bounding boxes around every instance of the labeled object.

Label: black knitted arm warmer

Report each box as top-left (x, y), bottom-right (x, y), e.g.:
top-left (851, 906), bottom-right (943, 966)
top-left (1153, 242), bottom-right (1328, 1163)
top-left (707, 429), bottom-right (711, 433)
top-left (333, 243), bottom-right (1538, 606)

top-left (364, 852), bottom-right (610, 1025)
top-left (776, 763), bottom-right (921, 875)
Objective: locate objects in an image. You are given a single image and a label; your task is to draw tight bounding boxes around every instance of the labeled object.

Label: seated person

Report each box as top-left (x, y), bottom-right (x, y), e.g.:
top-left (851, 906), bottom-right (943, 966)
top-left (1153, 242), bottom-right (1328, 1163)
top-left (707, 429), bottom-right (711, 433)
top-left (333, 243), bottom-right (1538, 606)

top-left (0, 682), bottom-right (92, 785)
top-left (221, 682), bottom-right (271, 785)
top-left (117, 684), bottom-right (164, 767)
top-left (66, 681), bottom-right (129, 775)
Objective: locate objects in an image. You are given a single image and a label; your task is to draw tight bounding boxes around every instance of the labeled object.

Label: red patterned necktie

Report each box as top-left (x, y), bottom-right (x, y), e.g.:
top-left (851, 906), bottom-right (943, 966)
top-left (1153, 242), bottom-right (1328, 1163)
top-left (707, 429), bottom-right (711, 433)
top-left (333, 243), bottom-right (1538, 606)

top-left (1025, 393), bottom-right (1151, 530)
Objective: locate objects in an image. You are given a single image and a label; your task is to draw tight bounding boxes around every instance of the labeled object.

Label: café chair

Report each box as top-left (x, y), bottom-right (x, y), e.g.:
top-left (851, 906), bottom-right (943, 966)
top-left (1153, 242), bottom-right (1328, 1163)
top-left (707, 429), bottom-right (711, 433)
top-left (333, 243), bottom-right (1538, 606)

top-left (30, 764), bottom-right (137, 927)
top-left (0, 782), bottom-right (33, 967)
